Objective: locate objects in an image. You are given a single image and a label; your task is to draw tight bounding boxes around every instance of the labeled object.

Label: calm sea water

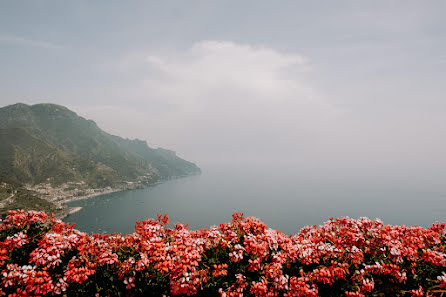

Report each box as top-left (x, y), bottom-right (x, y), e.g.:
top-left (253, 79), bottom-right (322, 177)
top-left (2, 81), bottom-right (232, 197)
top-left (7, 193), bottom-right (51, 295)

top-left (64, 164), bottom-right (446, 235)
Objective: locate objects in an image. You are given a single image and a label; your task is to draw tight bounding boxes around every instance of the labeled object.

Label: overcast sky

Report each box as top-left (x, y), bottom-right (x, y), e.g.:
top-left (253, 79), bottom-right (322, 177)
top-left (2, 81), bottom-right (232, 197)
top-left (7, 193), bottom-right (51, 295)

top-left (1, 1), bottom-right (446, 185)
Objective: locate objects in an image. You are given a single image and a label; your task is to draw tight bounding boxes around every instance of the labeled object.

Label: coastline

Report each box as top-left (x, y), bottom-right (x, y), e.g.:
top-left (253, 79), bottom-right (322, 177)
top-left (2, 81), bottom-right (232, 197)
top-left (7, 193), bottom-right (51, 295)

top-left (54, 174), bottom-right (199, 220)
top-left (66, 206), bottom-right (83, 215)
top-left (58, 188), bottom-right (128, 220)
top-left (61, 187), bottom-right (126, 204)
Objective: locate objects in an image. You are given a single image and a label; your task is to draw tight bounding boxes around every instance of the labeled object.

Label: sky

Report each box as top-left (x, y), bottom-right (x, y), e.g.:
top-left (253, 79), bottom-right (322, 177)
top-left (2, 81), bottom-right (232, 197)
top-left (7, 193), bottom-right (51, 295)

top-left (1, 1), bottom-right (446, 186)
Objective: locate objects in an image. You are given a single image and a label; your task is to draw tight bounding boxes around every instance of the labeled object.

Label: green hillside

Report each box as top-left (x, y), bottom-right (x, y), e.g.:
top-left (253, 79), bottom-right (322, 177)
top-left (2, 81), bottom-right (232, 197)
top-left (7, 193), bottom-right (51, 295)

top-left (0, 103), bottom-right (200, 187)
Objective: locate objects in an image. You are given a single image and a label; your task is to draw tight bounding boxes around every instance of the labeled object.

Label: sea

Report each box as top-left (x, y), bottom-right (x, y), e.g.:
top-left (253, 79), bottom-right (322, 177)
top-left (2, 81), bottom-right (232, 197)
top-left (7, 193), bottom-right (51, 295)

top-left (64, 163), bottom-right (446, 235)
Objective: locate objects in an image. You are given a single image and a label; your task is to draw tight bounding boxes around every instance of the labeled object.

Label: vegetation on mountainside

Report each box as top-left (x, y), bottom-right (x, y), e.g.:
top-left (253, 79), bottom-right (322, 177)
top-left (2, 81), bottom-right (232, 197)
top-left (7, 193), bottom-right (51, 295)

top-left (0, 184), bottom-right (64, 218)
top-left (0, 103), bottom-right (200, 187)
top-left (0, 102), bottom-right (200, 215)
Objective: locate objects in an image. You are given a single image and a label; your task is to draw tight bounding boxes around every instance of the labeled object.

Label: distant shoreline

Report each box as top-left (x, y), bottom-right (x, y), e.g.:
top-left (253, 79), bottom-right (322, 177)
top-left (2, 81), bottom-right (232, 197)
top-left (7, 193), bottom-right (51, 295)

top-left (61, 187), bottom-right (126, 204)
top-left (58, 187), bottom-right (141, 220)
top-left (57, 174), bottom-right (199, 220)
top-left (59, 188), bottom-right (125, 219)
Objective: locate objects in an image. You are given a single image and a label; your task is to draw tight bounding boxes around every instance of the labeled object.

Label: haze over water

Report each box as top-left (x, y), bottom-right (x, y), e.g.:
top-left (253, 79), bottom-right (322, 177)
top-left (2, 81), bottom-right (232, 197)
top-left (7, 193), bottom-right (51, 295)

top-left (2, 2), bottom-right (446, 234)
top-left (65, 162), bottom-right (446, 235)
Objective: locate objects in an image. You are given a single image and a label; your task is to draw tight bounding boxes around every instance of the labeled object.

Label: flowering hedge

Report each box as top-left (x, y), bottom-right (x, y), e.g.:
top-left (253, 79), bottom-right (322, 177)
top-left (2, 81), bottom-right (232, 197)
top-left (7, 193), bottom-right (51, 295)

top-left (1, 210), bottom-right (445, 297)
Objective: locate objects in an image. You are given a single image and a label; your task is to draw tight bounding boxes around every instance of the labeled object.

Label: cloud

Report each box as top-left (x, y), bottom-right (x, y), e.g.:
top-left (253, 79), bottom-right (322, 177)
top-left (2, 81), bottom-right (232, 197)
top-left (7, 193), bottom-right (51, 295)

top-left (75, 41), bottom-right (339, 162)
top-left (141, 41), bottom-right (313, 109)
top-left (72, 39), bottom-right (446, 187)
top-left (63, 37), bottom-right (446, 189)
top-left (0, 34), bottom-right (64, 49)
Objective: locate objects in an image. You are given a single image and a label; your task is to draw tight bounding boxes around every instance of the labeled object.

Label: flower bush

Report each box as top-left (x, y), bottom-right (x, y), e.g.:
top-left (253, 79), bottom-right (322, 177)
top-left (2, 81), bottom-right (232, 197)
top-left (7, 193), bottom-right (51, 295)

top-left (1, 210), bottom-right (445, 296)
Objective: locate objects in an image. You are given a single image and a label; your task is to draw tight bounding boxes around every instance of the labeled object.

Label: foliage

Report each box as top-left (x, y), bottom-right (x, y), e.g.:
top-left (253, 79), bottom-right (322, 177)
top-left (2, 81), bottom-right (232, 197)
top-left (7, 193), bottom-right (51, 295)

top-left (0, 103), bottom-right (200, 187)
top-left (0, 189), bottom-right (56, 215)
top-left (0, 186), bottom-right (63, 219)
top-left (1, 210), bottom-right (445, 297)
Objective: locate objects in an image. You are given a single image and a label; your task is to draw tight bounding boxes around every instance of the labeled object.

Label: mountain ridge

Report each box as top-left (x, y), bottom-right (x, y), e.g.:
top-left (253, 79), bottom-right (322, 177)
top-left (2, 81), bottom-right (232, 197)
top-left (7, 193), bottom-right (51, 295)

top-left (0, 102), bottom-right (200, 187)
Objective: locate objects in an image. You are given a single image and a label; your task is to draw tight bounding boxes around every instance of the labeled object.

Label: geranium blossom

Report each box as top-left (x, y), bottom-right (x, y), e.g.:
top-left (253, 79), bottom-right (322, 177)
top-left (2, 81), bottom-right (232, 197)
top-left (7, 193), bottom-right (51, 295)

top-left (0, 210), bottom-right (444, 296)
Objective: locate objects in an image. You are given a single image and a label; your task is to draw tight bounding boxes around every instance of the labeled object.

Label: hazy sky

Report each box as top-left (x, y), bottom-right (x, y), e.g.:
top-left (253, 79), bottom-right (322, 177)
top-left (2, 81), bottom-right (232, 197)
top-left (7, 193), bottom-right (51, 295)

top-left (1, 1), bottom-right (446, 185)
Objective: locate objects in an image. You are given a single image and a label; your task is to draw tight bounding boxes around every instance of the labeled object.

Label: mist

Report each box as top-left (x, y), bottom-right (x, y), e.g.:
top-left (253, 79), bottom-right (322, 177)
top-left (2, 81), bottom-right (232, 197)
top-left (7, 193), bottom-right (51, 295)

top-left (1, 1), bottom-right (446, 191)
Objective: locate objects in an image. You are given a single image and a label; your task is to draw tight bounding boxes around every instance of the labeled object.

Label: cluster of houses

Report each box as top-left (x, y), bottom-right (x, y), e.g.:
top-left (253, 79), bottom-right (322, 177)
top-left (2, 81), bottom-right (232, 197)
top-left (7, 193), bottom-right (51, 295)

top-left (26, 181), bottom-right (113, 203)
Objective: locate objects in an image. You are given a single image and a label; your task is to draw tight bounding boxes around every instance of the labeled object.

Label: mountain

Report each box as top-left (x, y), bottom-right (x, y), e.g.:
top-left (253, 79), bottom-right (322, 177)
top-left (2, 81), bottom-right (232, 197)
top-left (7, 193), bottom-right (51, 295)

top-left (0, 103), bottom-right (200, 187)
